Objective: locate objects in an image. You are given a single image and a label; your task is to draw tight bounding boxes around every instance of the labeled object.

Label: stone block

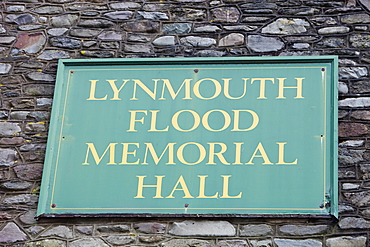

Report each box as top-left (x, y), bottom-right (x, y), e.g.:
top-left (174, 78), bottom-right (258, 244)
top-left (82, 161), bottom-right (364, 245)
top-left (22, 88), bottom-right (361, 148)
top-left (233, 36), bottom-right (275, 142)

top-left (0, 63), bottom-right (11, 74)
top-left (134, 222), bottom-right (166, 234)
top-left (162, 239), bottom-right (212, 247)
top-left (0, 222), bottom-right (28, 244)
top-left (0, 122), bottom-right (21, 136)
top-left (240, 224), bottom-right (273, 236)
top-left (339, 217), bottom-right (370, 229)
top-left (3, 194), bottom-right (38, 206)
top-left (326, 236), bottom-right (366, 247)
top-left (136, 11), bottom-right (169, 20)
top-left (163, 23), bottom-right (191, 34)
top-left (210, 7), bottom-right (240, 23)
top-left (105, 236), bottom-right (135, 245)
top-left (338, 148), bottom-right (364, 165)
top-left (0, 148), bottom-right (17, 166)
top-left (41, 226), bottom-right (73, 239)
top-left (279, 225), bottom-right (328, 235)
top-left (51, 14), bottom-right (78, 27)
top-left (338, 123), bottom-right (368, 137)
top-left (180, 36), bottom-right (216, 47)
top-left (97, 225), bottom-right (129, 233)
top-left (219, 33), bottom-right (244, 47)
top-left (104, 11), bottom-right (133, 20)
top-left (1, 180), bottom-right (32, 190)
top-left (247, 35), bottom-right (284, 52)
top-left (24, 239), bottom-right (66, 247)
top-left (169, 220), bottom-right (235, 236)
top-left (341, 14), bottom-right (370, 24)
top-left (13, 164), bottom-right (44, 180)
top-left (123, 21), bottom-right (160, 33)
top-left (70, 238), bottom-right (109, 247)
top-left (274, 238), bottom-right (322, 247)
top-left (217, 240), bottom-right (248, 247)
top-left (262, 18), bottom-right (310, 34)
top-left (344, 191), bottom-right (370, 207)
top-left (318, 27), bottom-right (350, 34)
top-left (153, 36), bottom-right (175, 46)
top-left (24, 85), bottom-right (55, 96)
top-left (37, 50), bottom-right (70, 60)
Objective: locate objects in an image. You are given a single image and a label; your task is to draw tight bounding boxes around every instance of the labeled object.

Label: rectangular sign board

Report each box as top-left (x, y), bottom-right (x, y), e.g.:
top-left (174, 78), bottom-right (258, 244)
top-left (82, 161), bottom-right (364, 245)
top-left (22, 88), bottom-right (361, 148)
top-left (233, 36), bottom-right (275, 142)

top-left (38, 56), bottom-right (338, 217)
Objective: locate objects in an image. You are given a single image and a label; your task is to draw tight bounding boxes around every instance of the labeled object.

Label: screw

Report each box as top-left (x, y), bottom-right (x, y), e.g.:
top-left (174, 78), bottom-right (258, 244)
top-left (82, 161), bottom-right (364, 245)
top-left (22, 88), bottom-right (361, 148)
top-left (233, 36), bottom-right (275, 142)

top-left (184, 204), bottom-right (189, 208)
top-left (71, 71), bottom-right (74, 74)
top-left (319, 204), bottom-right (324, 208)
top-left (51, 204), bottom-right (56, 208)
top-left (321, 68), bottom-right (325, 71)
top-left (194, 69), bottom-right (199, 73)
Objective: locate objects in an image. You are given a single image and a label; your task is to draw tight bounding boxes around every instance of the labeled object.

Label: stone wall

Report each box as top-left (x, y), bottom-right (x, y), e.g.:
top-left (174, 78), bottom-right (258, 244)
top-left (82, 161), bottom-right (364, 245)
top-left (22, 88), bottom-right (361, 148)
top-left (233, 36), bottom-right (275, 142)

top-left (0, 0), bottom-right (370, 246)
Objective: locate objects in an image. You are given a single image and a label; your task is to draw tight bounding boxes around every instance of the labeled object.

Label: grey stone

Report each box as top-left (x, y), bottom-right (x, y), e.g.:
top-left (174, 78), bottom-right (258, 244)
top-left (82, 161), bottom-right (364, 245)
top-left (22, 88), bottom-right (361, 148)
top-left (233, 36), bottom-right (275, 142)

top-left (7, 6), bottom-right (25, 12)
top-left (279, 7), bottom-right (319, 15)
top-left (47, 28), bottom-right (68, 36)
top-left (219, 33), bottom-right (244, 47)
top-left (24, 239), bottom-right (66, 247)
top-left (104, 11), bottom-right (133, 20)
top-left (97, 31), bottom-right (123, 41)
top-left (14, 164), bottom-right (44, 180)
top-left (339, 217), bottom-right (370, 229)
top-left (127, 34), bottom-right (152, 43)
top-left (217, 240), bottom-right (248, 247)
top-left (78, 19), bottom-right (115, 28)
top-left (25, 122), bottom-right (46, 132)
top-left (274, 239), bottom-right (322, 247)
top-left (250, 239), bottom-right (273, 247)
top-left (172, 8), bottom-right (206, 21)
top-left (350, 80), bottom-right (370, 93)
top-left (41, 226), bottom-right (73, 239)
top-left (50, 37), bottom-right (81, 49)
top-left (123, 44), bottom-right (152, 53)
top-left (180, 36), bottom-right (216, 47)
top-left (339, 148), bottom-right (364, 165)
top-left (316, 38), bottom-right (345, 48)
top-left (0, 25), bottom-right (6, 34)
top-left (359, 0), bottom-right (370, 11)
top-left (110, 2), bottom-right (141, 9)
top-left (339, 67), bottom-right (368, 79)
top-left (0, 149), bottom-right (17, 166)
top-left (360, 164), bottom-right (370, 179)
top-left (339, 167), bottom-right (356, 178)
top-left (247, 35), bottom-right (284, 52)
top-left (326, 236), bottom-right (367, 247)
top-left (279, 225), bottom-right (328, 235)
top-left (27, 72), bottom-right (55, 81)
top-left (34, 6), bottom-right (64, 14)
top-left (51, 14), bottom-right (78, 27)
top-left (169, 220), bottom-right (235, 236)
top-left (350, 34), bottom-right (370, 48)
top-left (211, 7), bottom-right (240, 23)
top-left (318, 27), bottom-right (350, 34)
top-left (70, 238), bottom-right (109, 247)
top-left (2, 180), bottom-right (32, 190)
top-left (194, 25), bottom-right (221, 32)
top-left (18, 25), bottom-right (43, 31)
top-left (163, 23), bottom-right (191, 34)
top-left (0, 222), bottom-right (28, 244)
top-left (339, 97), bottom-right (370, 107)
top-left (355, 26), bottom-right (368, 31)
top-left (106, 236), bottom-right (135, 245)
top-left (134, 223), bottom-right (166, 234)
top-left (136, 11), bottom-right (169, 20)
top-left (0, 37), bottom-right (16, 44)
top-left (70, 29), bottom-right (100, 38)
top-left (3, 194), bottom-right (38, 206)
top-left (76, 226), bottom-right (93, 235)
top-left (341, 14), bottom-right (370, 24)
top-left (224, 25), bottom-right (257, 31)
top-left (37, 50), bottom-right (70, 60)
top-left (27, 226), bottom-right (46, 235)
top-left (24, 85), bottom-right (55, 96)
top-left (82, 41), bottom-right (97, 47)
top-left (6, 14), bottom-right (36, 25)
top-left (162, 239), bottom-right (212, 247)
top-left (292, 43), bottom-right (310, 49)
top-left (339, 140), bottom-right (364, 147)
top-left (195, 50), bottom-right (226, 57)
top-left (262, 18), bottom-right (310, 34)
top-left (240, 224), bottom-right (273, 236)
top-left (153, 36), bottom-right (175, 46)
top-left (0, 63), bottom-right (11, 74)
top-left (243, 17), bottom-right (271, 23)
top-left (80, 51), bottom-right (114, 58)
top-left (344, 191), bottom-right (370, 207)
top-left (123, 21), bottom-right (160, 33)
top-left (19, 210), bottom-right (37, 224)
top-left (338, 204), bottom-right (355, 213)
top-left (343, 183), bottom-right (360, 190)
top-left (14, 32), bottom-right (46, 54)
top-left (97, 225), bottom-right (129, 233)
top-left (37, 98), bottom-right (53, 108)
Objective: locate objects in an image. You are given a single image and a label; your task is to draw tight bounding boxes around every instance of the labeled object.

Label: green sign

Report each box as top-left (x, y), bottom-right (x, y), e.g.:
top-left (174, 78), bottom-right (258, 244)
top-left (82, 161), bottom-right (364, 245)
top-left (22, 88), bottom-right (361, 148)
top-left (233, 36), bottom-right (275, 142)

top-left (37, 57), bottom-right (338, 217)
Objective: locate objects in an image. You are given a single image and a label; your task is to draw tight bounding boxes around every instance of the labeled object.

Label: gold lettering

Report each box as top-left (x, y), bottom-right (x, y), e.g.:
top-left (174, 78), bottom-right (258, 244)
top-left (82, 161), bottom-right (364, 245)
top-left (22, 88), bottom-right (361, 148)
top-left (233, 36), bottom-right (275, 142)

top-left (220, 175), bottom-right (242, 198)
top-left (107, 79), bottom-right (129, 100)
top-left (202, 109), bottom-right (231, 132)
top-left (120, 143), bottom-right (140, 165)
top-left (82, 143), bottom-right (117, 165)
top-left (172, 110), bottom-right (200, 132)
top-left (131, 79), bottom-right (157, 100)
top-left (86, 80), bottom-right (108, 100)
top-left (251, 78), bottom-right (275, 99)
top-left (148, 110), bottom-right (169, 132)
top-left (159, 79), bottom-right (192, 100)
top-left (245, 142), bottom-right (273, 165)
top-left (231, 110), bottom-right (259, 131)
top-left (166, 175), bottom-right (194, 198)
top-left (276, 78), bottom-right (304, 99)
top-left (193, 78), bottom-right (222, 100)
top-left (134, 175), bottom-right (165, 198)
top-left (207, 142), bottom-right (230, 165)
top-left (127, 110), bottom-right (147, 132)
top-left (177, 142), bottom-right (206, 165)
top-left (197, 175), bottom-right (219, 198)
top-left (233, 142), bottom-right (244, 165)
top-left (223, 78), bottom-right (248, 99)
top-left (276, 142), bottom-right (298, 165)
top-left (143, 143), bottom-right (176, 165)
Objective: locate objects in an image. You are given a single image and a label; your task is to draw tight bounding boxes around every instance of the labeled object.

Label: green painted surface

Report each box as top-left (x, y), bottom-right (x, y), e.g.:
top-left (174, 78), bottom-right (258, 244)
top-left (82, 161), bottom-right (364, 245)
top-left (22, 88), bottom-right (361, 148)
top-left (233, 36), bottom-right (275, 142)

top-left (37, 56), bottom-right (338, 216)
